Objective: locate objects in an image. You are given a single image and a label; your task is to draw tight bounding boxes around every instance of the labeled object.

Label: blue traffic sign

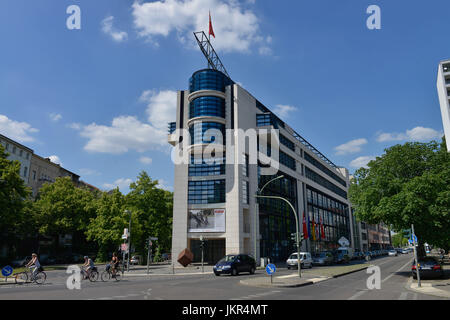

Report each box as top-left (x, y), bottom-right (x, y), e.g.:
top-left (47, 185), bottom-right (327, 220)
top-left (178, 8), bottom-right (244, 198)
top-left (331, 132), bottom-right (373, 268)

top-left (265, 263), bottom-right (276, 275)
top-left (1, 266), bottom-right (13, 277)
top-left (409, 234), bottom-right (418, 243)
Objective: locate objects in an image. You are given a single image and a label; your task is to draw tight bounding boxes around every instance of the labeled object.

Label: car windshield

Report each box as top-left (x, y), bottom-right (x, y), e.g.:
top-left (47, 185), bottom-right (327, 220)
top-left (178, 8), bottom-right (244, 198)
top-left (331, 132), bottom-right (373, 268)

top-left (314, 253), bottom-right (326, 258)
top-left (218, 255), bottom-right (237, 263)
top-left (289, 254), bottom-right (298, 259)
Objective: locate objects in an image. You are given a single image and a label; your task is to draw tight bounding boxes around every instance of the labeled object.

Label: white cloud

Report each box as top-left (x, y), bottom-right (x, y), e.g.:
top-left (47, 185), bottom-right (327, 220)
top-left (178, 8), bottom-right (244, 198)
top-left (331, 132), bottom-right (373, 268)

top-left (156, 178), bottom-right (173, 191)
top-left (272, 104), bottom-right (297, 119)
top-left (139, 156), bottom-right (153, 165)
top-left (131, 0), bottom-right (271, 54)
top-left (101, 16), bottom-right (128, 42)
top-left (48, 155), bottom-right (63, 166)
top-left (103, 178), bottom-right (133, 191)
top-left (140, 89), bottom-right (177, 132)
top-left (349, 156), bottom-right (375, 169)
top-left (0, 114), bottom-right (39, 143)
top-left (67, 123), bottom-right (82, 130)
top-left (376, 126), bottom-right (443, 143)
top-left (49, 113), bottom-right (62, 122)
top-left (334, 138), bottom-right (368, 156)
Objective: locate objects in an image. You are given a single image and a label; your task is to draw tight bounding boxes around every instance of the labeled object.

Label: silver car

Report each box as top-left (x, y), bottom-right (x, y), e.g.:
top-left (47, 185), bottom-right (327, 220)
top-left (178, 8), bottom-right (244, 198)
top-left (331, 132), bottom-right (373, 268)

top-left (312, 252), bottom-right (334, 266)
top-left (286, 252), bottom-right (313, 269)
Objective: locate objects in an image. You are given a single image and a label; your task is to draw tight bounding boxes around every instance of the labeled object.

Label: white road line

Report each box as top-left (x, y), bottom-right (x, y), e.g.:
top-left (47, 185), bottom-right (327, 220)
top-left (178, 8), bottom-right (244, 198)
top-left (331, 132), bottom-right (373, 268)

top-left (382, 259), bottom-right (412, 283)
top-left (347, 290), bottom-right (368, 300)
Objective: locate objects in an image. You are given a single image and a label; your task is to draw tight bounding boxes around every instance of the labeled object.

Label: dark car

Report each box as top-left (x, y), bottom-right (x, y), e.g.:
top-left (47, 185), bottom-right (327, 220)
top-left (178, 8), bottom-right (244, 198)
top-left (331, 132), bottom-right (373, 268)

top-left (412, 257), bottom-right (444, 279)
top-left (213, 254), bottom-right (256, 276)
top-left (312, 251), bottom-right (334, 266)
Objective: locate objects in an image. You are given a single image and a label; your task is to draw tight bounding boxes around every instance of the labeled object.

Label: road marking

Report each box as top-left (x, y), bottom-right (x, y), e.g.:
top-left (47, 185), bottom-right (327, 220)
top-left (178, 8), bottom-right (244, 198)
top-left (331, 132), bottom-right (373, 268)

top-left (382, 259), bottom-right (412, 283)
top-left (347, 289), bottom-right (368, 300)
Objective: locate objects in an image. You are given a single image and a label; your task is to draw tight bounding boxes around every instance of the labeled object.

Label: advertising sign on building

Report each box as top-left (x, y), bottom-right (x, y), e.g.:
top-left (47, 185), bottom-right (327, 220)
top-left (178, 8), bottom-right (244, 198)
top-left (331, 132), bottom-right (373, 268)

top-left (188, 209), bottom-right (225, 233)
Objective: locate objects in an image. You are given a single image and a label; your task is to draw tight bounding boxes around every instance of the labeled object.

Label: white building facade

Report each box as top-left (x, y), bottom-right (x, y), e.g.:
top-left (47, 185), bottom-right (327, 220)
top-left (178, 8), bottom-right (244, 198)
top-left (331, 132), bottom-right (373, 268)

top-left (437, 60), bottom-right (450, 152)
top-left (0, 134), bottom-right (33, 185)
top-left (169, 69), bottom-right (355, 265)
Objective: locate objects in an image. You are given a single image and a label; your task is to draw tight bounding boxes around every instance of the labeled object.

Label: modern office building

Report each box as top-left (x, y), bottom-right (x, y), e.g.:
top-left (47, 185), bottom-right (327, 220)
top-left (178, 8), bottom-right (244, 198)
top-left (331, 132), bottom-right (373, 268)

top-left (437, 59), bottom-right (450, 152)
top-left (0, 133), bottom-right (33, 184)
top-left (168, 68), bottom-right (356, 265)
top-left (367, 223), bottom-right (391, 250)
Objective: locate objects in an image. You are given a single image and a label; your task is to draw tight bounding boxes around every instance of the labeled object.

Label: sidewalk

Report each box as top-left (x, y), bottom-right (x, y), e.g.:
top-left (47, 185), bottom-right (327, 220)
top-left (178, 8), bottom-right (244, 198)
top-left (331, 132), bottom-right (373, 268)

top-left (406, 257), bottom-right (450, 299)
top-left (122, 264), bottom-right (215, 276)
top-left (240, 263), bottom-right (369, 288)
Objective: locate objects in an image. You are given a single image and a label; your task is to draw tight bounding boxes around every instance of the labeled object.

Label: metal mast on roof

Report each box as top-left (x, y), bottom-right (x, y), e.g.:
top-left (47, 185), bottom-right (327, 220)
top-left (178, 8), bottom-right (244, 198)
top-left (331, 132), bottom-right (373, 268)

top-left (193, 31), bottom-right (230, 78)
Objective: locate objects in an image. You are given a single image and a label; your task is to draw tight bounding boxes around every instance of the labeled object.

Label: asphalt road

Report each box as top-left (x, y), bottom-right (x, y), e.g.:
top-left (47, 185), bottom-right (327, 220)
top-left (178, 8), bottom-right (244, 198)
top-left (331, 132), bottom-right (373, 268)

top-left (0, 254), bottom-right (444, 300)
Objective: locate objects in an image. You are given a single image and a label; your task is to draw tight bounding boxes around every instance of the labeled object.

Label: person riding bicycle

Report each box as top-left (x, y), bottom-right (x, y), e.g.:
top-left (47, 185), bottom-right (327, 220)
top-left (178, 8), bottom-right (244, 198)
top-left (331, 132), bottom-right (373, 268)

top-left (25, 253), bottom-right (41, 279)
top-left (82, 256), bottom-right (95, 279)
top-left (110, 252), bottom-right (120, 277)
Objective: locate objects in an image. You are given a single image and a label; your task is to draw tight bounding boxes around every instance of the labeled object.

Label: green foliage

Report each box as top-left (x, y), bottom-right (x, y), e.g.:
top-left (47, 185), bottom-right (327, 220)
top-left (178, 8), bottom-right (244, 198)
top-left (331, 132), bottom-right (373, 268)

top-left (349, 139), bottom-right (450, 251)
top-left (0, 144), bottom-right (31, 239)
top-left (391, 233), bottom-right (408, 248)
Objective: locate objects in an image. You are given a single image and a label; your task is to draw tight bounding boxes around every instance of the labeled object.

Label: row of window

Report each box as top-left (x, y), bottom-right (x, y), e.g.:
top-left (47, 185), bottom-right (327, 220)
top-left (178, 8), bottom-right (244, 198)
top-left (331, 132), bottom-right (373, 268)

top-left (189, 69), bottom-right (233, 93)
top-left (305, 167), bottom-right (348, 199)
top-left (279, 150), bottom-right (296, 171)
top-left (187, 179), bottom-right (226, 204)
top-left (306, 188), bottom-right (348, 214)
top-left (168, 122), bottom-right (176, 134)
top-left (189, 122), bottom-right (225, 145)
top-left (279, 134), bottom-right (295, 151)
top-left (189, 96), bottom-right (225, 119)
top-left (188, 157), bottom-right (226, 176)
top-left (304, 152), bottom-right (346, 187)
top-left (0, 141), bottom-right (30, 160)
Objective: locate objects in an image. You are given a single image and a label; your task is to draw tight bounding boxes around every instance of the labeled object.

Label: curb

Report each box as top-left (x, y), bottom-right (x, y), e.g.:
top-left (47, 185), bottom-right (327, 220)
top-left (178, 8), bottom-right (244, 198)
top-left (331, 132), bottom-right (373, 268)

top-left (331, 265), bottom-right (370, 278)
top-left (405, 278), bottom-right (450, 299)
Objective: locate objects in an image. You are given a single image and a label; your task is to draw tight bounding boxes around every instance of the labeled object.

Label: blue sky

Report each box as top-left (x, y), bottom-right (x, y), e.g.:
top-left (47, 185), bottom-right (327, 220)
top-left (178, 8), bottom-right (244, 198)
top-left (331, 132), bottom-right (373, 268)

top-left (0, 0), bottom-right (448, 193)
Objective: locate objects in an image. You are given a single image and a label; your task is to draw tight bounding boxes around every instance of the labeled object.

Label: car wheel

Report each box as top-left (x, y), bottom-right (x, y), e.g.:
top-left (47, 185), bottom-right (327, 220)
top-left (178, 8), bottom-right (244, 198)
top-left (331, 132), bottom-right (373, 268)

top-left (250, 267), bottom-right (255, 275)
top-left (287, 266), bottom-right (290, 270)
top-left (309, 263), bottom-right (313, 269)
top-left (231, 268), bottom-right (238, 276)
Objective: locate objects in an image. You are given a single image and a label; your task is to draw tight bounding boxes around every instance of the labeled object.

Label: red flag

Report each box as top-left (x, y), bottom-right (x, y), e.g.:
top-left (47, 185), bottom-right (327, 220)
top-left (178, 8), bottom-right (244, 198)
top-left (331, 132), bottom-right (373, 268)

top-left (209, 11), bottom-right (215, 38)
top-left (320, 217), bottom-right (325, 240)
top-left (302, 213), bottom-right (309, 239)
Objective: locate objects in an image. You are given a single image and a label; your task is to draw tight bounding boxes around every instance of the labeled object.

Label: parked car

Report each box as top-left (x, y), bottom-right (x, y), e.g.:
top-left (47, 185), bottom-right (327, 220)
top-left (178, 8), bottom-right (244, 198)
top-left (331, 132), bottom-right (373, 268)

top-left (395, 248), bottom-right (403, 254)
top-left (412, 257), bottom-right (444, 279)
top-left (130, 255), bottom-right (141, 265)
top-left (312, 252), bottom-right (334, 266)
top-left (334, 248), bottom-right (351, 264)
top-left (401, 248), bottom-right (409, 254)
top-left (161, 253), bottom-right (171, 261)
top-left (11, 256), bottom-right (31, 267)
top-left (286, 252), bottom-right (313, 269)
top-left (388, 250), bottom-right (398, 257)
top-left (213, 254), bottom-right (256, 276)
top-left (353, 251), bottom-right (364, 260)
top-left (39, 254), bottom-right (57, 265)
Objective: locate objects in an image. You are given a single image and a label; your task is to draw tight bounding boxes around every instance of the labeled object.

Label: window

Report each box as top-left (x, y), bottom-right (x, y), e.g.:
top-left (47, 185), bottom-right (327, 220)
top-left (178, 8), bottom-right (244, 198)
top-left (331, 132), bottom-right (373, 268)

top-left (189, 69), bottom-right (233, 93)
top-left (188, 156), bottom-right (225, 176)
top-left (189, 122), bottom-right (225, 145)
top-left (279, 150), bottom-right (296, 171)
top-left (190, 96), bottom-right (225, 118)
top-left (242, 153), bottom-right (249, 177)
top-left (305, 167), bottom-right (347, 199)
top-left (23, 166), bottom-right (28, 178)
top-left (5, 143), bottom-right (9, 151)
top-left (19, 150), bottom-right (23, 157)
top-left (33, 170), bottom-right (36, 181)
top-left (188, 179), bottom-right (225, 204)
top-left (242, 181), bottom-right (249, 204)
top-left (13, 146), bottom-right (16, 154)
top-left (168, 122), bottom-right (176, 134)
top-left (26, 153), bottom-right (30, 160)
top-left (304, 152), bottom-right (346, 187)
top-left (443, 63), bottom-right (450, 73)
top-left (279, 134), bottom-right (295, 151)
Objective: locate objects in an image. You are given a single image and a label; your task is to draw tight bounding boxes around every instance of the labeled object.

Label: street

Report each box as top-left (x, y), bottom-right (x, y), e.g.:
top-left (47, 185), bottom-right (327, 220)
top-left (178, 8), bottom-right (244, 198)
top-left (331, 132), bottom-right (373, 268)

top-left (0, 254), bottom-right (444, 300)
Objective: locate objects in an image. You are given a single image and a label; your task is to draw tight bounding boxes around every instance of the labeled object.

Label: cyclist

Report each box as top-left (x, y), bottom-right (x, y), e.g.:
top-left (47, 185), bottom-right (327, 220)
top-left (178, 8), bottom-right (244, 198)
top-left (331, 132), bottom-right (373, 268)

top-left (82, 256), bottom-right (95, 279)
top-left (25, 253), bottom-right (41, 280)
top-left (110, 252), bottom-right (120, 277)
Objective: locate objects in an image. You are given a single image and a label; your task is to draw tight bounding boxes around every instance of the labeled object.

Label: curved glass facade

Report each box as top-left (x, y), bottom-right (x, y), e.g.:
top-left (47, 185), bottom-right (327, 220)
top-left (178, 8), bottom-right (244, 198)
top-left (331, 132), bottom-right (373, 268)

top-left (189, 69), bottom-right (232, 93)
top-left (189, 122), bottom-right (225, 145)
top-left (190, 96), bottom-right (225, 118)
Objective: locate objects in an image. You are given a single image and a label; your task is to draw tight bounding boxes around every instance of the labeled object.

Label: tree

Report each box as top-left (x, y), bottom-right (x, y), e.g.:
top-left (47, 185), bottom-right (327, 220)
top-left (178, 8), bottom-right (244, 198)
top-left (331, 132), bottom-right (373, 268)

top-left (391, 233), bottom-right (408, 248)
top-left (33, 176), bottom-right (97, 252)
top-left (86, 188), bottom-right (127, 261)
top-left (349, 139), bottom-right (450, 255)
top-left (125, 171), bottom-right (173, 262)
top-left (0, 144), bottom-right (31, 256)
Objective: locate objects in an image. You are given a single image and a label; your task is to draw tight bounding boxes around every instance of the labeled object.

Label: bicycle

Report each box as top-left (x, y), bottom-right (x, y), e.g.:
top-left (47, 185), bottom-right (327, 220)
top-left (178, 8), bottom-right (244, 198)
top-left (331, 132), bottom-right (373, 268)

top-left (101, 264), bottom-right (121, 282)
top-left (14, 266), bottom-right (46, 285)
top-left (81, 266), bottom-right (99, 282)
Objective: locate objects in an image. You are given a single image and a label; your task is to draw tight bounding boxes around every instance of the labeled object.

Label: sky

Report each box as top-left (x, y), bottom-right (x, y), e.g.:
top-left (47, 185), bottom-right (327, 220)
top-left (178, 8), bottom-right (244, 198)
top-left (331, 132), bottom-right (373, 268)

top-left (0, 0), bottom-right (449, 193)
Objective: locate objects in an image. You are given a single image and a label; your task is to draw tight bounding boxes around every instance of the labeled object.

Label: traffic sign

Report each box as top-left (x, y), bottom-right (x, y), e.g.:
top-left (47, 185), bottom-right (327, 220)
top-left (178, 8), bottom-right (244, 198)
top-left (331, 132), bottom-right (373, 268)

top-left (410, 234), bottom-right (418, 243)
top-left (265, 263), bottom-right (276, 275)
top-left (121, 234), bottom-right (128, 240)
top-left (1, 266), bottom-right (13, 277)
top-left (149, 237), bottom-right (158, 241)
top-left (338, 237), bottom-right (350, 247)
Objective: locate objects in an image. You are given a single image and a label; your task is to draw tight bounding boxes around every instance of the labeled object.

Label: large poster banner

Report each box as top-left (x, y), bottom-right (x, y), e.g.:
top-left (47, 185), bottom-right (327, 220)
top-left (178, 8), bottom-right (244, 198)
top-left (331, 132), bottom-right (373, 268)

top-left (188, 209), bottom-right (225, 233)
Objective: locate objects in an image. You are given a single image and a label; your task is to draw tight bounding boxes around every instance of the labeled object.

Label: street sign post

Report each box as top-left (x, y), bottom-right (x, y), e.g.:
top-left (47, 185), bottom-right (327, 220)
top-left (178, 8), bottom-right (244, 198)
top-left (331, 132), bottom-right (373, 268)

top-left (1, 266), bottom-right (13, 282)
top-left (266, 263), bottom-right (276, 284)
top-left (411, 224), bottom-right (421, 287)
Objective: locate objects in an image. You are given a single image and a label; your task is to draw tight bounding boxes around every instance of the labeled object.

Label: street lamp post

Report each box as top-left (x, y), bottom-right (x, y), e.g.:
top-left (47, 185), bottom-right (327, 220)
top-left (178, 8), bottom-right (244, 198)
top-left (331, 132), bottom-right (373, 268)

top-left (255, 175), bottom-right (302, 278)
top-left (124, 210), bottom-right (132, 272)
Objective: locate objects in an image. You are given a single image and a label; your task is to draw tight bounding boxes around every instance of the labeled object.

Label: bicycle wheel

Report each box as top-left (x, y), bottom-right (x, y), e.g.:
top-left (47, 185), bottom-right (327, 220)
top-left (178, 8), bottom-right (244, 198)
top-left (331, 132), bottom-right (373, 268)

top-left (101, 271), bottom-right (110, 282)
top-left (89, 271), bottom-right (99, 282)
top-left (14, 272), bottom-right (28, 284)
top-left (34, 272), bottom-right (46, 285)
top-left (112, 272), bottom-right (121, 282)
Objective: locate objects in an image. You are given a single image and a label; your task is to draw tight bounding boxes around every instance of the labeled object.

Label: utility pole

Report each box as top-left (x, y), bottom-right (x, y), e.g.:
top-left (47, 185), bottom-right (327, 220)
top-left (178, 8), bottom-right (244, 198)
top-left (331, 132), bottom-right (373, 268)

top-left (147, 237), bottom-right (151, 275)
top-left (125, 210), bottom-right (132, 272)
top-left (411, 224), bottom-right (421, 287)
top-left (200, 235), bottom-right (205, 273)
